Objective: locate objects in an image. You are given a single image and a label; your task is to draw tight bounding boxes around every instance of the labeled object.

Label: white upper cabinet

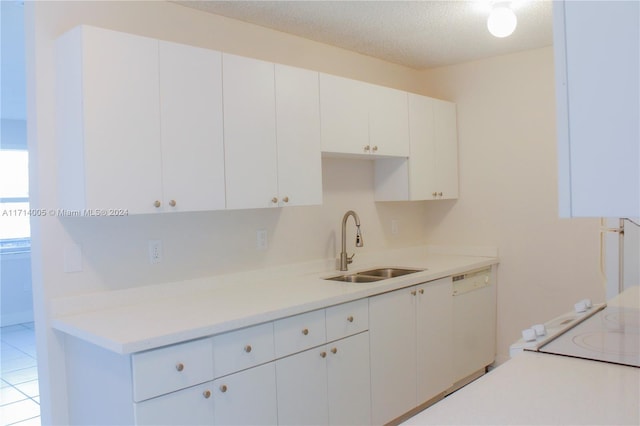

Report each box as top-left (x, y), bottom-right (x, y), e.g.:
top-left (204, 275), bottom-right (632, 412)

top-left (158, 41), bottom-right (225, 212)
top-left (222, 53), bottom-right (279, 210)
top-left (274, 64), bottom-right (323, 207)
top-left (368, 84), bottom-right (410, 157)
top-left (374, 94), bottom-right (459, 201)
top-left (223, 56), bottom-right (322, 209)
top-left (319, 73), bottom-right (409, 157)
top-left (56, 25), bottom-right (163, 215)
top-left (56, 26), bottom-right (226, 215)
top-left (554, 0), bottom-right (639, 217)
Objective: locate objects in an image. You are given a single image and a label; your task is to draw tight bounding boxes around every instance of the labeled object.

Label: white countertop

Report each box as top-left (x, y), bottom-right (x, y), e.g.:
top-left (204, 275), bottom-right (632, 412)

top-left (51, 245), bottom-right (498, 354)
top-left (403, 351), bottom-right (639, 425)
top-left (404, 286), bottom-right (640, 425)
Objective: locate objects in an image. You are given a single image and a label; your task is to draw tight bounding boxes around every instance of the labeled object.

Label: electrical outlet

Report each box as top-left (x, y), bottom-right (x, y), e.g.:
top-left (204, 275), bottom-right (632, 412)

top-left (256, 230), bottom-right (268, 250)
top-left (391, 219), bottom-right (399, 236)
top-left (148, 240), bottom-right (163, 264)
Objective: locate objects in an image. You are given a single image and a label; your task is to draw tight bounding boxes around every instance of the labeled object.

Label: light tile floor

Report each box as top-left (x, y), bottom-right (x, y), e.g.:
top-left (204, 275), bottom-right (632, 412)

top-left (0, 323), bottom-right (40, 426)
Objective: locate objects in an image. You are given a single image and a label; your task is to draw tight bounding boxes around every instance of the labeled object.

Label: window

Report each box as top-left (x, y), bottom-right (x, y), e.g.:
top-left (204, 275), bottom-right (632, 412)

top-left (0, 149), bottom-right (30, 253)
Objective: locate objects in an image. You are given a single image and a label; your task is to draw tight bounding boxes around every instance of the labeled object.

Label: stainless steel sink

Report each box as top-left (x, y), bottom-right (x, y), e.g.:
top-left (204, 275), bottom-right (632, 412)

top-left (356, 267), bottom-right (424, 278)
top-left (325, 267), bottom-right (425, 283)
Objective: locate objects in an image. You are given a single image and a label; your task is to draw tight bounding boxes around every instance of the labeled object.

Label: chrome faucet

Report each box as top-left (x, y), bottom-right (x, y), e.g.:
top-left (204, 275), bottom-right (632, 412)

top-left (340, 210), bottom-right (363, 271)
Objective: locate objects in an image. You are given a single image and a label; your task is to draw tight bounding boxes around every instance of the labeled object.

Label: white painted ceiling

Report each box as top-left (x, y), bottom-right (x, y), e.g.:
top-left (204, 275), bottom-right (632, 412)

top-left (176, 0), bottom-right (553, 70)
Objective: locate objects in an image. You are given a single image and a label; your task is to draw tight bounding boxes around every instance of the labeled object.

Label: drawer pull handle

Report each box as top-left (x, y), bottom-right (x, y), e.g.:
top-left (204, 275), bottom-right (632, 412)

top-left (331, 347), bottom-right (337, 354)
top-left (203, 390), bottom-right (211, 399)
top-left (347, 316), bottom-right (354, 323)
top-left (175, 363), bottom-right (185, 372)
top-left (320, 351), bottom-right (327, 358)
top-left (244, 345), bottom-right (252, 353)
top-left (220, 384), bottom-right (228, 393)
top-left (411, 290), bottom-right (417, 296)
top-left (154, 200), bottom-right (161, 208)
top-left (302, 328), bottom-right (309, 336)
top-left (169, 199), bottom-right (176, 207)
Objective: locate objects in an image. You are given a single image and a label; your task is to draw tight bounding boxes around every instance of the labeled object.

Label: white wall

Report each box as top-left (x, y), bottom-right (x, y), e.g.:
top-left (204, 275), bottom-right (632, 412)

top-left (420, 48), bottom-right (604, 362)
top-left (1, 253), bottom-right (33, 326)
top-left (25, 2), bottom-right (428, 423)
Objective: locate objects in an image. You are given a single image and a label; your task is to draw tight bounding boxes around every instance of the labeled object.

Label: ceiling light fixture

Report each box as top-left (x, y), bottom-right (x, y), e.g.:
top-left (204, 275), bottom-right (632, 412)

top-left (487, 4), bottom-right (518, 38)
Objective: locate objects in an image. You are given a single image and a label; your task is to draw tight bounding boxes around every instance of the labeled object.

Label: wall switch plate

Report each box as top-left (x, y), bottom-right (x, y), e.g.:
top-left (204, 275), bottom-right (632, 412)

top-left (256, 230), bottom-right (268, 250)
top-left (64, 243), bottom-right (83, 273)
top-left (391, 219), bottom-right (399, 236)
top-left (148, 240), bottom-right (163, 264)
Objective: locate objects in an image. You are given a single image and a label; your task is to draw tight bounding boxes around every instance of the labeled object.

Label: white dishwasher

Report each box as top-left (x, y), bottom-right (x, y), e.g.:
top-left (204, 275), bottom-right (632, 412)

top-left (451, 267), bottom-right (496, 390)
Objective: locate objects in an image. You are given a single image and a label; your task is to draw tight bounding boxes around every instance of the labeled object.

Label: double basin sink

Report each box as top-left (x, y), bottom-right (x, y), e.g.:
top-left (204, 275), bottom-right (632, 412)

top-left (325, 267), bottom-right (425, 283)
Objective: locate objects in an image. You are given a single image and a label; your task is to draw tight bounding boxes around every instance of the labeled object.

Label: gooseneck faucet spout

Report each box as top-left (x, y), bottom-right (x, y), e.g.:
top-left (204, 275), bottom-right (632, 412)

top-left (340, 210), bottom-right (363, 271)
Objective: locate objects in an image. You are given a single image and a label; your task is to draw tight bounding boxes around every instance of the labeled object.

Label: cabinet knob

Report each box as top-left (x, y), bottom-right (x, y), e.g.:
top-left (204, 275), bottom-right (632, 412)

top-left (432, 192), bottom-right (438, 197)
top-left (411, 290), bottom-right (417, 296)
top-left (154, 200), bottom-right (161, 208)
top-left (372, 145), bottom-right (378, 152)
top-left (438, 192), bottom-right (443, 197)
top-left (282, 196), bottom-right (289, 203)
top-left (169, 199), bottom-right (176, 207)
top-left (175, 363), bottom-right (184, 372)
top-left (419, 289), bottom-right (424, 294)
top-left (220, 384), bottom-right (228, 393)
top-left (302, 328), bottom-right (309, 336)
top-left (347, 315), bottom-right (354, 323)
top-left (364, 145), bottom-right (371, 152)
top-left (330, 347), bottom-right (337, 354)
top-left (244, 345), bottom-right (252, 353)
top-left (271, 197), bottom-right (278, 204)
top-left (320, 351), bottom-right (327, 358)
top-left (203, 390), bottom-right (211, 399)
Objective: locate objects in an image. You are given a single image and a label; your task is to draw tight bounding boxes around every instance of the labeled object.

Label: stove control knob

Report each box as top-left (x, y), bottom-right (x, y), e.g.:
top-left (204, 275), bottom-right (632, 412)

top-left (574, 301), bottom-right (587, 313)
top-left (522, 328), bottom-right (537, 342)
top-left (532, 324), bottom-right (546, 337)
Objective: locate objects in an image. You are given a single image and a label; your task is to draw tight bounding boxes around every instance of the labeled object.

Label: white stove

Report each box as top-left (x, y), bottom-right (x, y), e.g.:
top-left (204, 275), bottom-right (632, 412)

top-left (510, 297), bottom-right (640, 368)
top-left (536, 305), bottom-right (640, 367)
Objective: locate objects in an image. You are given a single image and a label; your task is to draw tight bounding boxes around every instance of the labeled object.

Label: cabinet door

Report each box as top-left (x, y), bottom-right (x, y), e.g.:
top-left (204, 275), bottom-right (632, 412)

top-left (319, 73), bottom-right (370, 155)
top-left (159, 41), bottom-right (225, 212)
top-left (408, 94), bottom-right (437, 200)
top-left (555, 1), bottom-right (639, 217)
top-left (57, 26), bottom-right (163, 214)
top-left (369, 287), bottom-right (417, 424)
top-left (433, 99), bottom-right (459, 200)
top-left (223, 54), bottom-right (278, 209)
top-left (213, 363), bottom-right (277, 426)
top-left (416, 278), bottom-right (453, 404)
top-left (134, 382), bottom-right (214, 425)
top-left (369, 84), bottom-right (410, 157)
top-left (327, 332), bottom-right (371, 426)
top-left (275, 346), bottom-right (329, 425)
top-left (274, 64), bottom-right (322, 207)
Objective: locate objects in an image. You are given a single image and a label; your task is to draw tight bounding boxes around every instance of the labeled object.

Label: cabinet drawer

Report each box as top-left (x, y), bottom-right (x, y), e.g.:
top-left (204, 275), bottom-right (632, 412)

top-left (326, 299), bottom-right (369, 342)
top-left (213, 322), bottom-right (274, 378)
top-left (132, 338), bottom-right (214, 402)
top-left (274, 309), bottom-right (326, 358)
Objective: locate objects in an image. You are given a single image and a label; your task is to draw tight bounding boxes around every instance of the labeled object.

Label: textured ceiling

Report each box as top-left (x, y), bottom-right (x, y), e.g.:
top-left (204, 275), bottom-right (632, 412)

top-left (175, 0), bottom-right (553, 70)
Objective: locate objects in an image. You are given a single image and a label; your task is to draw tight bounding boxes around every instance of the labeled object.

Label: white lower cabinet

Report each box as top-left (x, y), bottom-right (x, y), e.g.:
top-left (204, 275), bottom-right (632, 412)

top-left (64, 290), bottom-right (466, 426)
top-left (369, 277), bottom-right (454, 424)
top-left (213, 363), bottom-right (278, 426)
top-left (275, 331), bottom-right (371, 426)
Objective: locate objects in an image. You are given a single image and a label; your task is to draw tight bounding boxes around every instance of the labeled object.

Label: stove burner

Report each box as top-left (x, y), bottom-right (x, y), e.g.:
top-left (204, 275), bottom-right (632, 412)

top-left (572, 330), bottom-right (640, 356)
